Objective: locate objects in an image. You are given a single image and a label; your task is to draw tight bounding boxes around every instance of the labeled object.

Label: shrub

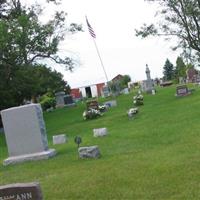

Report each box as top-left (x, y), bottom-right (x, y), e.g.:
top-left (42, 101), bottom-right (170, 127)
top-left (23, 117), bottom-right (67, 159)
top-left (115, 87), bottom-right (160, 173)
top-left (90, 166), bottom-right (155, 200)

top-left (39, 95), bottom-right (56, 111)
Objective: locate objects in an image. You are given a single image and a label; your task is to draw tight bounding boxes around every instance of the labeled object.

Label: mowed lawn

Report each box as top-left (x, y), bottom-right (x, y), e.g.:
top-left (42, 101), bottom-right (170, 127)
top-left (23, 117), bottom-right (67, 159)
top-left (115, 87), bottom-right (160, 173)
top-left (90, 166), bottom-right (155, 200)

top-left (1, 85), bottom-right (200, 199)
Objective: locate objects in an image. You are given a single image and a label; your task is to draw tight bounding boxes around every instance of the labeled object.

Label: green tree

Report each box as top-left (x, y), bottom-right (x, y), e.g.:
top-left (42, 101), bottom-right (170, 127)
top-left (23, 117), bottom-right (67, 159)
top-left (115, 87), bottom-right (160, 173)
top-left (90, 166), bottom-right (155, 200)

top-left (0, 64), bottom-right (68, 109)
top-left (135, 0), bottom-right (200, 61)
top-left (108, 75), bottom-right (131, 94)
top-left (120, 75), bottom-right (131, 88)
top-left (0, 0), bottom-right (81, 110)
top-left (163, 59), bottom-right (174, 80)
top-left (174, 57), bottom-right (187, 79)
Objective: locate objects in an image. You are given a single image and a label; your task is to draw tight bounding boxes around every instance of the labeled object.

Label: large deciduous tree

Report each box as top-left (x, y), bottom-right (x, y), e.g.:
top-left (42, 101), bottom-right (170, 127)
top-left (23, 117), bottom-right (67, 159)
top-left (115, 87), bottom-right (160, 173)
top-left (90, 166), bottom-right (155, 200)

top-left (0, 0), bottom-right (81, 112)
top-left (135, 0), bottom-right (200, 61)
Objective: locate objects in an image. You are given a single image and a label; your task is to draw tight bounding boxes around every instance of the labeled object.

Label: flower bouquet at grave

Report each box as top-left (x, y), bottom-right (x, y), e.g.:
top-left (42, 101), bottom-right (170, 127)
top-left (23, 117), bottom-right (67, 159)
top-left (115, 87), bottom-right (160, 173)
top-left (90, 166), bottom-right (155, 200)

top-left (133, 94), bottom-right (144, 106)
top-left (98, 104), bottom-right (107, 112)
top-left (127, 107), bottom-right (139, 118)
top-left (83, 108), bottom-right (103, 120)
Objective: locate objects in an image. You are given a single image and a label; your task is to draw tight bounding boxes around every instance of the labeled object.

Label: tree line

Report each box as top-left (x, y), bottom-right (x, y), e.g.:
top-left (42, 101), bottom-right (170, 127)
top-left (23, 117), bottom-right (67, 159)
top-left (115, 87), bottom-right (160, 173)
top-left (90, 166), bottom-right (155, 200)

top-left (162, 56), bottom-right (195, 82)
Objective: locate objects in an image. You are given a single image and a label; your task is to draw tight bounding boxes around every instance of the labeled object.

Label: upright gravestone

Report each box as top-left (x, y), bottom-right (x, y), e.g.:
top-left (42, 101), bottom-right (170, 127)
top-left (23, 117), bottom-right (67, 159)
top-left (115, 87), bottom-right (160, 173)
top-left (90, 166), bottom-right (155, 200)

top-left (102, 86), bottom-right (110, 97)
top-left (1, 104), bottom-right (56, 166)
top-left (0, 182), bottom-right (43, 200)
top-left (64, 95), bottom-right (75, 107)
top-left (176, 85), bottom-right (191, 97)
top-left (55, 92), bottom-right (65, 108)
top-left (141, 64), bottom-right (154, 94)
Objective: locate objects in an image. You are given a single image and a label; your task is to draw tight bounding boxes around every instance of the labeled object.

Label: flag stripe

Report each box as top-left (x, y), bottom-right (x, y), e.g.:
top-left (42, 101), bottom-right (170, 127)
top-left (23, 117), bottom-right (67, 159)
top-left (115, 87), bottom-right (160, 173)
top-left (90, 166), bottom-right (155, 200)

top-left (86, 17), bottom-right (96, 38)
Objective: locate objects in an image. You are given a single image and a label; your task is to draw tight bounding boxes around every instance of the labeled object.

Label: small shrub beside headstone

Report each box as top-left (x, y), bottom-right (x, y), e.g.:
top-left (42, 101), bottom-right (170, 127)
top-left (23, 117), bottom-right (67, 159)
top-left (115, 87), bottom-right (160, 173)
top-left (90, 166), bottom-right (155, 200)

top-left (39, 94), bottom-right (56, 111)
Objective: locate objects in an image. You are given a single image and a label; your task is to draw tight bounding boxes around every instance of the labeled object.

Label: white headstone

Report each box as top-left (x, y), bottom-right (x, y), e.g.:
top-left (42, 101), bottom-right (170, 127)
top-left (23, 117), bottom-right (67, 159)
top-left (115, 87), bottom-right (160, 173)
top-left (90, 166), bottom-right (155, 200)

top-left (93, 128), bottom-right (108, 137)
top-left (53, 134), bottom-right (67, 145)
top-left (55, 91), bottom-right (65, 107)
top-left (152, 89), bottom-right (156, 95)
top-left (123, 88), bottom-right (129, 94)
top-left (1, 104), bottom-right (56, 165)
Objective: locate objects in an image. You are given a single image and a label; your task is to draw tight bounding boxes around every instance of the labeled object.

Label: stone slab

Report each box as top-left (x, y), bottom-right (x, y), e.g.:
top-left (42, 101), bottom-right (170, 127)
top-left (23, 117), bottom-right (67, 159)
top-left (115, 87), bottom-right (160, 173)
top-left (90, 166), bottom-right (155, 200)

top-left (53, 134), bottom-right (67, 145)
top-left (0, 182), bottom-right (43, 200)
top-left (78, 146), bottom-right (100, 159)
top-left (3, 149), bottom-right (56, 166)
top-left (93, 128), bottom-right (108, 137)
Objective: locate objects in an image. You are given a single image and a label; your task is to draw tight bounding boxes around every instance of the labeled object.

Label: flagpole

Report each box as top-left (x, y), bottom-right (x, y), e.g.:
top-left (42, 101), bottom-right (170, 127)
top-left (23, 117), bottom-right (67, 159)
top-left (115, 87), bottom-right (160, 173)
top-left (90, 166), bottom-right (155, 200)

top-left (86, 16), bottom-right (112, 95)
top-left (92, 38), bottom-right (109, 85)
top-left (92, 38), bottom-right (113, 96)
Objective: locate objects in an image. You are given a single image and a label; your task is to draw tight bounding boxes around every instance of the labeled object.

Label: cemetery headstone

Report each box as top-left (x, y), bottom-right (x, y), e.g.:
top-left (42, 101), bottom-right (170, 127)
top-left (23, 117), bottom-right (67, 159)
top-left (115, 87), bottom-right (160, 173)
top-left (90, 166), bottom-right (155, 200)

top-left (0, 182), bottom-right (43, 200)
top-left (102, 85), bottom-right (110, 97)
top-left (86, 100), bottom-right (99, 110)
top-left (64, 95), bottom-right (75, 107)
top-left (78, 146), bottom-right (101, 159)
top-left (55, 92), bottom-right (65, 108)
top-left (176, 85), bottom-right (191, 97)
top-left (93, 128), bottom-right (108, 137)
top-left (141, 64), bottom-right (155, 93)
top-left (122, 88), bottom-right (129, 94)
top-left (1, 104), bottom-right (56, 166)
top-left (53, 134), bottom-right (67, 145)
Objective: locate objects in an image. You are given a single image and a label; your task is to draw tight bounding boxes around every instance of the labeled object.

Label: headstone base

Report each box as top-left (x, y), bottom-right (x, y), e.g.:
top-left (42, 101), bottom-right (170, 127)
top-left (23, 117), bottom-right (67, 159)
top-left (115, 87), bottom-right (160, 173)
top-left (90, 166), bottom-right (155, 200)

top-left (3, 149), bottom-right (56, 166)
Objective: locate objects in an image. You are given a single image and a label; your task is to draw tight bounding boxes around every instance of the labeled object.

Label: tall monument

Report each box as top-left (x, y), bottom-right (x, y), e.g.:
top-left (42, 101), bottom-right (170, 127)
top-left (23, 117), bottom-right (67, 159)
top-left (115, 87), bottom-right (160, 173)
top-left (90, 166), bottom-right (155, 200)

top-left (146, 64), bottom-right (151, 80)
top-left (141, 64), bottom-right (154, 93)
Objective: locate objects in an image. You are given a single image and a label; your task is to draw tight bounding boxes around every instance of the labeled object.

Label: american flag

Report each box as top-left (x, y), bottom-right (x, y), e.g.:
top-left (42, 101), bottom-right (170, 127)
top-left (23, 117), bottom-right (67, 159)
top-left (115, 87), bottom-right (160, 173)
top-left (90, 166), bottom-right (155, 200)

top-left (86, 17), bottom-right (96, 38)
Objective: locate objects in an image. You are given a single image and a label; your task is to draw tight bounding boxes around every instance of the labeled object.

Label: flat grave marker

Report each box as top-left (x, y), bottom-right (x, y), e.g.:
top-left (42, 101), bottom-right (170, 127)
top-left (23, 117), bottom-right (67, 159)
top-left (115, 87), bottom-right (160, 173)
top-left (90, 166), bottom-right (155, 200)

top-left (176, 85), bottom-right (191, 97)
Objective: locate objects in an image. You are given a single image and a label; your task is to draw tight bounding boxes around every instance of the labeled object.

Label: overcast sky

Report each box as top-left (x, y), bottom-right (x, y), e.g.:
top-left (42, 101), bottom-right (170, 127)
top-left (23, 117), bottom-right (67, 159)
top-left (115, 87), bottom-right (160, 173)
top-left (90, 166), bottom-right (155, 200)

top-left (25, 0), bottom-right (181, 88)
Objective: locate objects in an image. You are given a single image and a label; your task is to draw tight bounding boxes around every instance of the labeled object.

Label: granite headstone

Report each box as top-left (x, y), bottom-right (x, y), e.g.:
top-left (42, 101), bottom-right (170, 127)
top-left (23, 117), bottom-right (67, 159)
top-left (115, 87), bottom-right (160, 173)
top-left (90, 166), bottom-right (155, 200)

top-left (0, 182), bottom-right (43, 200)
top-left (1, 104), bottom-right (56, 165)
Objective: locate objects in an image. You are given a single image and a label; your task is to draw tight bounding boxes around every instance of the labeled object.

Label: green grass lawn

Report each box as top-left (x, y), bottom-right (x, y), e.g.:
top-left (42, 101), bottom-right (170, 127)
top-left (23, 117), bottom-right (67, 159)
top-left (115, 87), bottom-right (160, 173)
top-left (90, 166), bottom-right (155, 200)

top-left (1, 85), bottom-right (200, 199)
